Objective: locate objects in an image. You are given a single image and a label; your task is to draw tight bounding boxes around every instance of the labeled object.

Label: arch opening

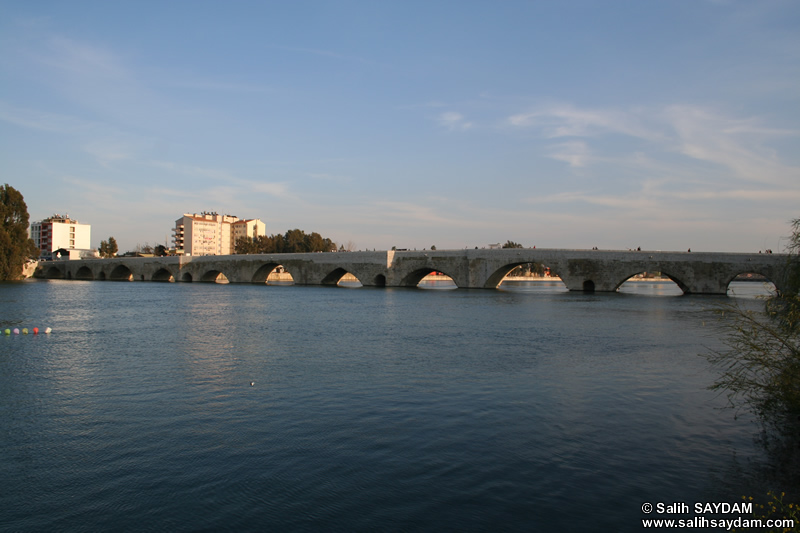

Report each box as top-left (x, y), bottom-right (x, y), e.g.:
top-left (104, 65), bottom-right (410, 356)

top-left (582, 280), bottom-right (595, 292)
top-left (494, 262), bottom-right (567, 292)
top-left (45, 266), bottom-right (64, 279)
top-left (75, 266), bottom-right (93, 280)
top-left (98, 271), bottom-right (106, 281)
top-left (252, 264), bottom-right (294, 285)
top-left (181, 272), bottom-right (193, 282)
top-left (400, 269), bottom-right (457, 289)
top-left (200, 270), bottom-right (229, 283)
top-left (727, 272), bottom-right (777, 299)
top-left (321, 268), bottom-right (362, 287)
top-left (617, 271), bottom-right (684, 296)
top-left (373, 274), bottom-right (386, 287)
top-left (110, 265), bottom-right (133, 281)
top-left (152, 268), bottom-right (175, 282)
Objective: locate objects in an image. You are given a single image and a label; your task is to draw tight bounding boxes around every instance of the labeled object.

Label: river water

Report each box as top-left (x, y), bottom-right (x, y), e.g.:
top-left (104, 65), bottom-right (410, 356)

top-left (0, 279), bottom-right (784, 531)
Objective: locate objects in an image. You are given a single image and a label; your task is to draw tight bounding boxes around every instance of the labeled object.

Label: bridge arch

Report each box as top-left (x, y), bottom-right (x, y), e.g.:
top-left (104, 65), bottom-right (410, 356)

top-left (320, 268), bottom-right (363, 287)
top-left (612, 269), bottom-right (690, 294)
top-left (75, 266), bottom-right (93, 280)
top-left (98, 271), bottom-right (106, 281)
top-left (484, 261), bottom-right (561, 289)
top-left (250, 263), bottom-right (294, 284)
top-left (399, 268), bottom-right (458, 289)
top-left (725, 271), bottom-right (777, 296)
top-left (614, 270), bottom-right (690, 295)
top-left (200, 270), bottom-right (229, 283)
top-left (110, 265), bottom-right (133, 281)
top-left (43, 265), bottom-right (65, 279)
top-left (152, 268), bottom-right (174, 282)
top-left (181, 272), bottom-right (193, 282)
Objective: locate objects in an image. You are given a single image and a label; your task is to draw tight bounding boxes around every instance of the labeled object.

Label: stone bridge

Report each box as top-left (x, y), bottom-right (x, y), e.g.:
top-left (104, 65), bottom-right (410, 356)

top-left (34, 248), bottom-right (792, 295)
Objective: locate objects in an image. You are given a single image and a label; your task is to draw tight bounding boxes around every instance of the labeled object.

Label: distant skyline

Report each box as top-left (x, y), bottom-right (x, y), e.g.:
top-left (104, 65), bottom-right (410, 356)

top-left (2, 0), bottom-right (798, 253)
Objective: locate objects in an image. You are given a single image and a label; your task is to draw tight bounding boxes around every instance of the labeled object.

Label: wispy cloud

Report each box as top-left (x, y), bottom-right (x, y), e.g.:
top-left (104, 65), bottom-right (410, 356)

top-left (508, 104), bottom-right (662, 141)
top-left (437, 111), bottom-right (473, 131)
top-left (307, 172), bottom-right (353, 184)
top-left (38, 36), bottom-right (130, 80)
top-left (162, 78), bottom-right (273, 94)
top-left (547, 140), bottom-right (591, 168)
top-left (0, 102), bottom-right (94, 133)
top-left (660, 105), bottom-right (799, 185)
top-left (148, 160), bottom-right (292, 199)
top-left (275, 45), bottom-right (384, 68)
top-left (507, 102), bottom-right (800, 189)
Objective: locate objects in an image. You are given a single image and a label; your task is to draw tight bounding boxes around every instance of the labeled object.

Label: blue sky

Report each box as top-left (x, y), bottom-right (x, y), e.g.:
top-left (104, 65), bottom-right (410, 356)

top-left (1, 0), bottom-right (798, 253)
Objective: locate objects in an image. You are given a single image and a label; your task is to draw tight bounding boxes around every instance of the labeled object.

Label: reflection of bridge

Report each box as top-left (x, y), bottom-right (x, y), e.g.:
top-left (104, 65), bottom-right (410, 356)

top-left (35, 248), bottom-right (791, 294)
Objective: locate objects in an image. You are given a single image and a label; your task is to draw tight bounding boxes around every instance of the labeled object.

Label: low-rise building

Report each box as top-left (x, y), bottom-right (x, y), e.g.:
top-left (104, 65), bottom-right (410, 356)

top-left (30, 214), bottom-right (94, 259)
top-left (232, 218), bottom-right (266, 245)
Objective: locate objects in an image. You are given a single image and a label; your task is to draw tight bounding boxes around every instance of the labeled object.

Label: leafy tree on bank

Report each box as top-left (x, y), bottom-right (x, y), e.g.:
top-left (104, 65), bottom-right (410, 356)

top-left (705, 218), bottom-right (800, 436)
top-left (98, 237), bottom-right (118, 258)
top-left (235, 229), bottom-right (336, 254)
top-left (0, 184), bottom-right (38, 280)
top-left (502, 240), bottom-right (524, 249)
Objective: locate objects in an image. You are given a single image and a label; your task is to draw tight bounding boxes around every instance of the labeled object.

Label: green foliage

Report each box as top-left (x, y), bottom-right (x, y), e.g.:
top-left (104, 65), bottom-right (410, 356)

top-left (0, 184), bottom-right (38, 280)
top-left (502, 240), bottom-right (524, 248)
top-left (781, 218), bottom-right (800, 297)
top-left (98, 237), bottom-right (119, 258)
top-left (705, 218), bottom-right (800, 434)
top-left (235, 229), bottom-right (336, 254)
top-left (707, 300), bottom-right (800, 427)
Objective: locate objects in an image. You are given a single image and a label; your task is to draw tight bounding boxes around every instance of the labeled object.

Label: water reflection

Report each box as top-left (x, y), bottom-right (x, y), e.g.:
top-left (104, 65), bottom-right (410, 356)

top-left (417, 279), bottom-right (458, 290)
top-left (499, 279), bottom-right (569, 293)
top-left (617, 279), bottom-right (683, 296)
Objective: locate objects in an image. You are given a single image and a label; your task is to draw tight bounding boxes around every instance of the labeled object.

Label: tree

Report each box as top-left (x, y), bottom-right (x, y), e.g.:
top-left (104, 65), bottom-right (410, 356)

top-left (0, 184), bottom-right (38, 280)
top-left (705, 218), bottom-right (800, 435)
top-left (98, 237), bottom-right (118, 258)
top-left (235, 236), bottom-right (258, 254)
top-left (502, 240), bottom-right (524, 249)
top-left (234, 229), bottom-right (337, 254)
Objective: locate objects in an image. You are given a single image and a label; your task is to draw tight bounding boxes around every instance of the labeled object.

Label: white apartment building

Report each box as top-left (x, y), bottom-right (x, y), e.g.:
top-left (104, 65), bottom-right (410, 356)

top-left (232, 218), bottom-right (266, 245)
top-left (173, 212), bottom-right (265, 256)
top-left (30, 214), bottom-right (93, 259)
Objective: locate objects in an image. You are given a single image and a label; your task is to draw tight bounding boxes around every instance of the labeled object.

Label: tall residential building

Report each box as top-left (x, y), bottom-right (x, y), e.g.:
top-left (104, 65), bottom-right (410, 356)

top-left (173, 212), bottom-right (265, 256)
top-left (30, 214), bottom-right (92, 259)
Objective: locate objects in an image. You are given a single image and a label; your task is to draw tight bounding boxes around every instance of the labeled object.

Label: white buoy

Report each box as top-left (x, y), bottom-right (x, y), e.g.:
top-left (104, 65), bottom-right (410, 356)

top-left (45, 327), bottom-right (52, 334)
